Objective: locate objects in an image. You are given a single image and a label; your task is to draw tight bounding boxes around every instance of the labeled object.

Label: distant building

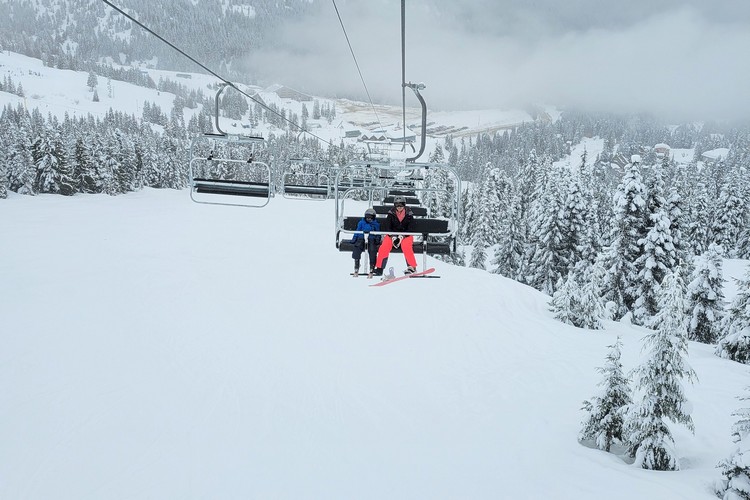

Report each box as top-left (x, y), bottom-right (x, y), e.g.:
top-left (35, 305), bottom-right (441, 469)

top-left (359, 126), bottom-right (415, 143)
top-left (701, 148), bottom-right (730, 162)
top-left (272, 85), bottom-right (312, 102)
top-left (175, 73), bottom-right (192, 79)
top-left (654, 143), bottom-right (670, 158)
top-left (387, 128), bottom-right (416, 143)
top-left (359, 133), bottom-right (388, 142)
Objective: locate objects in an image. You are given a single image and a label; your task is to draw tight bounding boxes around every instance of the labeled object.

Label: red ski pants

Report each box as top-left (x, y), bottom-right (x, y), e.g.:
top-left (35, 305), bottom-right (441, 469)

top-left (376, 235), bottom-right (417, 268)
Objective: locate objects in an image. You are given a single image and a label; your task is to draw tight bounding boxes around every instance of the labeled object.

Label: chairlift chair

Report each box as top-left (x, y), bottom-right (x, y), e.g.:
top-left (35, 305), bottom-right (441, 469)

top-left (188, 83), bottom-right (273, 208)
top-left (282, 158), bottom-right (331, 200)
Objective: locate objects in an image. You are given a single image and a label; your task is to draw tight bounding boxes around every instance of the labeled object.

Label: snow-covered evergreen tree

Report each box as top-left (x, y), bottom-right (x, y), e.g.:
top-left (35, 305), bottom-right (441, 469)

top-left (482, 167), bottom-right (513, 246)
top-left (686, 180), bottom-right (711, 256)
top-left (739, 227), bottom-right (750, 260)
top-left (527, 165), bottom-right (570, 294)
top-left (0, 124), bottom-right (8, 199)
top-left (6, 112), bottom-right (36, 195)
top-left (602, 163), bottom-right (647, 319)
top-left (86, 71), bottom-right (98, 91)
top-left (666, 185), bottom-right (689, 272)
top-left (492, 193), bottom-right (524, 280)
top-left (687, 243), bottom-right (725, 344)
top-left (32, 124), bottom-right (75, 195)
top-left (580, 337), bottom-right (632, 452)
top-left (469, 238), bottom-right (487, 270)
top-left (626, 270), bottom-right (696, 470)
top-left (73, 135), bottom-right (99, 193)
top-left (716, 386), bottom-right (750, 499)
top-left (560, 171), bottom-right (590, 270)
top-left (716, 268), bottom-right (750, 364)
top-left (633, 166), bottom-right (676, 327)
top-left (0, 159), bottom-right (8, 199)
top-left (713, 174), bottom-right (745, 257)
top-left (550, 260), bottom-right (607, 330)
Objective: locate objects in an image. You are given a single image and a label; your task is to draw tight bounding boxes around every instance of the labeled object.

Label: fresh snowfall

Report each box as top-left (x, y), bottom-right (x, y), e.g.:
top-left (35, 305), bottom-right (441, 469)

top-left (0, 186), bottom-right (748, 499)
top-left (1, 33), bottom-right (750, 500)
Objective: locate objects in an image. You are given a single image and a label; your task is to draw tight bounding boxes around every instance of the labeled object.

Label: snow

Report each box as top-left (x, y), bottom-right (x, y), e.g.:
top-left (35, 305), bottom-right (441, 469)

top-left (702, 148), bottom-right (730, 162)
top-left (1, 189), bottom-right (749, 499)
top-left (724, 259), bottom-right (750, 304)
top-left (0, 48), bottom-right (551, 164)
top-left (555, 136), bottom-right (604, 171)
top-left (671, 148), bottom-right (696, 164)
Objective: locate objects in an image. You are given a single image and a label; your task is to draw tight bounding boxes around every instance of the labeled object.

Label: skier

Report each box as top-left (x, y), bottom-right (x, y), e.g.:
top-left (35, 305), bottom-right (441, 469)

top-left (371, 196), bottom-right (418, 276)
top-left (350, 208), bottom-right (381, 277)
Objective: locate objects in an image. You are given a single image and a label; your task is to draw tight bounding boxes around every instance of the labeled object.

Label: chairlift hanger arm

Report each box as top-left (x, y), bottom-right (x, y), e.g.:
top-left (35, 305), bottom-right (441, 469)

top-left (404, 82), bottom-right (427, 163)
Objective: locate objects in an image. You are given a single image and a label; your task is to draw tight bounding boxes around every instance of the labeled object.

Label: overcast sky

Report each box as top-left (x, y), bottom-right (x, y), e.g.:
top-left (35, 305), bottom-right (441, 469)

top-left (246, 0), bottom-right (750, 121)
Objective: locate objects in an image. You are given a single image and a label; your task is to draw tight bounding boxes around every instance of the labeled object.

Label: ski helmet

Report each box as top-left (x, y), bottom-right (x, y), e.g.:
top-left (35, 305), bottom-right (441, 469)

top-left (394, 196), bottom-right (406, 206)
top-left (364, 208), bottom-right (376, 219)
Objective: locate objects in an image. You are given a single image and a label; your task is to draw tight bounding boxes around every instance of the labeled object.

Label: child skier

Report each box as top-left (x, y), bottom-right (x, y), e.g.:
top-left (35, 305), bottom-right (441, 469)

top-left (351, 208), bottom-right (381, 277)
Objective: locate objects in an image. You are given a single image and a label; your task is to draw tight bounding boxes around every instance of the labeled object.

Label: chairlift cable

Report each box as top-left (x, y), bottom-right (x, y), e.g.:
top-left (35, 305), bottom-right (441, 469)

top-left (330, 0), bottom-right (384, 134)
top-left (99, 0), bottom-right (335, 147)
top-left (401, 0), bottom-right (406, 148)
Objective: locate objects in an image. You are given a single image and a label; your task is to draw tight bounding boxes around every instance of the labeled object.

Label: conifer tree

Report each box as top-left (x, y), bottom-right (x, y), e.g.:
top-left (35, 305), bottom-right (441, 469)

top-left (0, 160), bottom-right (7, 199)
top-left (560, 172), bottom-right (589, 270)
top-left (550, 260), bottom-right (606, 329)
top-left (469, 238), bottom-right (487, 270)
top-left (716, 268), bottom-right (750, 364)
top-left (87, 71), bottom-right (98, 91)
top-left (687, 243), bottom-right (725, 344)
top-left (32, 125), bottom-right (75, 195)
top-left (10, 119), bottom-right (36, 195)
top-left (667, 185), bottom-right (689, 272)
top-left (686, 180), bottom-right (710, 256)
top-left (738, 228), bottom-right (750, 260)
top-left (716, 386), bottom-right (750, 499)
top-left (633, 166), bottom-right (676, 327)
top-left (73, 135), bottom-right (99, 193)
top-left (527, 166), bottom-right (570, 294)
top-left (626, 270), bottom-right (696, 470)
top-left (602, 163), bottom-right (647, 319)
top-left (580, 337), bottom-right (632, 452)
top-left (0, 124), bottom-right (8, 199)
top-left (713, 174), bottom-right (745, 257)
top-left (492, 194), bottom-right (524, 280)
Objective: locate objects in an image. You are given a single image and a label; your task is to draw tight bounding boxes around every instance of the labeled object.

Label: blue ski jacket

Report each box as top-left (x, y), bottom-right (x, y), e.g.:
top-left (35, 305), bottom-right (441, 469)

top-left (351, 218), bottom-right (381, 243)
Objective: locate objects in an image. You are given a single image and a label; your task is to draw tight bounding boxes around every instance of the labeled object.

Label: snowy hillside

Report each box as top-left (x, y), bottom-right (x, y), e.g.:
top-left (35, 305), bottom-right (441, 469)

top-left (1, 189), bottom-right (748, 499)
top-left (0, 49), bottom-right (541, 156)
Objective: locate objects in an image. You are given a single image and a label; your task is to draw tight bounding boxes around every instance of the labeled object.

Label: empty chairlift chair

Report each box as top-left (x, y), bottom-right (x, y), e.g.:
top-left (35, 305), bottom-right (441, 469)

top-left (189, 134), bottom-right (272, 208)
top-left (281, 158), bottom-right (331, 200)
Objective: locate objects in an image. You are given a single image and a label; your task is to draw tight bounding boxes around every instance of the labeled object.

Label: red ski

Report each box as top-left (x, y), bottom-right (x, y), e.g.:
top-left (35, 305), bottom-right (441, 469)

top-left (369, 267), bottom-right (436, 287)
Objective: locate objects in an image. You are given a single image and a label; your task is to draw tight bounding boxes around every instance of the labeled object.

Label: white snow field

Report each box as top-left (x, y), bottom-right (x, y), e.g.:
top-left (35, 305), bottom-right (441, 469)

top-left (1, 189), bottom-right (748, 499)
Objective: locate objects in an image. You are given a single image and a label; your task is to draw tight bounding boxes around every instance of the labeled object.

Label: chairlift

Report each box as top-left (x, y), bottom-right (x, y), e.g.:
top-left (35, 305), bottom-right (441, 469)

top-left (334, 161), bottom-right (461, 266)
top-left (282, 158), bottom-right (331, 200)
top-left (188, 84), bottom-right (272, 208)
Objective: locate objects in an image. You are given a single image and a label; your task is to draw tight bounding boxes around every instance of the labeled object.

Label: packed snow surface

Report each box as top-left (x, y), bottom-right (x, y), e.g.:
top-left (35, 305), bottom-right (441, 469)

top-left (1, 189), bottom-right (748, 499)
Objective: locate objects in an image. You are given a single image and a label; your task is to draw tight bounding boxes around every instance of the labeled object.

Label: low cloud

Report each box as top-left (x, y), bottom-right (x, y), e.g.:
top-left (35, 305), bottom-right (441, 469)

top-left (247, 2), bottom-right (750, 121)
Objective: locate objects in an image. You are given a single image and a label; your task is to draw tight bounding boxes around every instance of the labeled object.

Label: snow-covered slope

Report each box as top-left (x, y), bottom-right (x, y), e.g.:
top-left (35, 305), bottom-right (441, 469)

top-left (0, 49), bottom-right (541, 158)
top-left (1, 189), bottom-right (747, 499)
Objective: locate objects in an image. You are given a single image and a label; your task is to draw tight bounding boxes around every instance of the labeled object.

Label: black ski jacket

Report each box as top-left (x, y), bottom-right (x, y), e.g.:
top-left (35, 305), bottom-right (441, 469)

top-left (382, 207), bottom-right (414, 233)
